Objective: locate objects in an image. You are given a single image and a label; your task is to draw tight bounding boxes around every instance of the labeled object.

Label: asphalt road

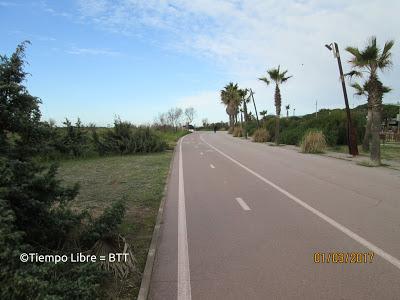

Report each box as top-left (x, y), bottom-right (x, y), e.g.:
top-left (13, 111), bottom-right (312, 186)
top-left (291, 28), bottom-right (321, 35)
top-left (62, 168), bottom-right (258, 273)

top-left (149, 132), bottom-right (400, 300)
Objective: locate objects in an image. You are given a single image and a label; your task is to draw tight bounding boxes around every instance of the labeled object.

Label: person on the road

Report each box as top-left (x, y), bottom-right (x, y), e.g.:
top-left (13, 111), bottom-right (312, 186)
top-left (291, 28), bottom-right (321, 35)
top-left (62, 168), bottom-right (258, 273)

top-left (213, 125), bottom-right (217, 133)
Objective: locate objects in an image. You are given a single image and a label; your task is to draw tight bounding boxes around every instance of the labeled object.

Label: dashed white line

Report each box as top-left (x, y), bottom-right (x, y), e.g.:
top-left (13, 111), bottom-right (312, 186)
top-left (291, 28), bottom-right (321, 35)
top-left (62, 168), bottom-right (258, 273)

top-left (178, 136), bottom-right (192, 300)
top-left (210, 164), bottom-right (215, 169)
top-left (200, 134), bottom-right (400, 271)
top-left (235, 197), bottom-right (251, 211)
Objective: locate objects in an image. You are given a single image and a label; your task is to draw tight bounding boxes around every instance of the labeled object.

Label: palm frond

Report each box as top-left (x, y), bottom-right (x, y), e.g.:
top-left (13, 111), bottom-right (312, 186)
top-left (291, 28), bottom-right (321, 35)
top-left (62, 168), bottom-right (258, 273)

top-left (378, 40), bottom-right (394, 69)
top-left (267, 68), bottom-right (280, 82)
top-left (351, 82), bottom-right (366, 97)
top-left (258, 77), bottom-right (270, 85)
top-left (382, 85), bottom-right (392, 94)
top-left (345, 46), bottom-right (363, 64)
top-left (92, 234), bottom-right (138, 279)
top-left (281, 75), bottom-right (292, 83)
top-left (264, 66), bottom-right (292, 84)
top-left (345, 70), bottom-right (363, 78)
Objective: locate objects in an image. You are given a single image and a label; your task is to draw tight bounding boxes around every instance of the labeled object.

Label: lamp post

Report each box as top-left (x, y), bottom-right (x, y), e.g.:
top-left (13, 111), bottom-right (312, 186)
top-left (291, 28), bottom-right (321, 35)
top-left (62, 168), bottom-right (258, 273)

top-left (397, 101), bottom-right (400, 133)
top-left (325, 42), bottom-right (359, 156)
top-left (249, 89), bottom-right (260, 128)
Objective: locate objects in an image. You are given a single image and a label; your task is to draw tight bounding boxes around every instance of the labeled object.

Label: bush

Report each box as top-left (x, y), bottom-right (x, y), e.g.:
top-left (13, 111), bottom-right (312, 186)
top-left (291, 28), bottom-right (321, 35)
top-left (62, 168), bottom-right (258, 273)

top-left (232, 126), bottom-right (243, 137)
top-left (0, 42), bottom-right (129, 299)
top-left (252, 128), bottom-right (270, 143)
top-left (279, 127), bottom-right (306, 145)
top-left (300, 130), bottom-right (327, 153)
top-left (93, 120), bottom-right (166, 155)
top-left (244, 120), bottom-right (258, 136)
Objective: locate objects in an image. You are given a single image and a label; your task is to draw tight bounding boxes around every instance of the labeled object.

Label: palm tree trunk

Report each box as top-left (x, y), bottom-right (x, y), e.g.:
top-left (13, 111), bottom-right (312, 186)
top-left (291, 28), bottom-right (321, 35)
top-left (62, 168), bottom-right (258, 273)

top-left (362, 107), bottom-right (372, 151)
top-left (229, 114), bottom-right (234, 129)
top-left (274, 84), bottom-right (281, 145)
top-left (275, 116), bottom-right (280, 145)
top-left (369, 76), bottom-right (383, 164)
top-left (370, 106), bottom-right (381, 164)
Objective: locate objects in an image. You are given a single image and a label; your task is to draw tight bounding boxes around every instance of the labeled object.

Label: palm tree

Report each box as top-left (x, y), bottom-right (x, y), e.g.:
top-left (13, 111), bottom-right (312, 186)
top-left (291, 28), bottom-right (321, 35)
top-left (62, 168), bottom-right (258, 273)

top-left (346, 36), bottom-right (394, 164)
top-left (220, 82), bottom-right (241, 131)
top-left (259, 66), bottom-right (292, 144)
top-left (285, 104), bottom-right (290, 118)
top-left (350, 81), bottom-right (391, 152)
top-left (239, 88), bottom-right (250, 122)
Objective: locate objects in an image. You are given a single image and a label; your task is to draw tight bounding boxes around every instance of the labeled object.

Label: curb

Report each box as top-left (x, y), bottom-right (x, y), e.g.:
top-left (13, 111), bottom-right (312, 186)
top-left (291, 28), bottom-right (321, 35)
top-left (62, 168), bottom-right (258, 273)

top-left (137, 145), bottom-right (178, 300)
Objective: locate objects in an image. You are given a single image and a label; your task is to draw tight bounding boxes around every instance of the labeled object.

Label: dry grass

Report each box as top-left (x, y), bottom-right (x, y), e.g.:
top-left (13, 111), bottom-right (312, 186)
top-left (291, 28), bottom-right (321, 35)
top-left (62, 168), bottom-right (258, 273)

top-left (232, 126), bottom-right (243, 137)
top-left (57, 152), bottom-right (172, 298)
top-left (300, 130), bottom-right (327, 153)
top-left (329, 143), bottom-right (400, 163)
top-left (228, 127), bottom-right (234, 134)
top-left (252, 128), bottom-right (270, 143)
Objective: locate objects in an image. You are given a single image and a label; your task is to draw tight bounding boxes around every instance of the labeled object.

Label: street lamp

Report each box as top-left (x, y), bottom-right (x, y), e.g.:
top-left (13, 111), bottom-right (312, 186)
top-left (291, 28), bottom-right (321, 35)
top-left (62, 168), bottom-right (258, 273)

top-left (325, 42), bottom-right (359, 156)
top-left (397, 101), bottom-right (400, 133)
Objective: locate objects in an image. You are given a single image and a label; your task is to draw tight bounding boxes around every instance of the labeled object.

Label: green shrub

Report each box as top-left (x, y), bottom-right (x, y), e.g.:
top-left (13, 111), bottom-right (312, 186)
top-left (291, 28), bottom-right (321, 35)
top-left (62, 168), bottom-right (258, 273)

top-left (81, 201), bottom-right (126, 247)
top-left (232, 126), bottom-right (243, 137)
top-left (300, 130), bottom-right (327, 153)
top-left (252, 128), bottom-right (270, 143)
top-left (280, 126), bottom-right (306, 145)
top-left (244, 121), bottom-right (258, 136)
top-left (93, 120), bottom-right (166, 155)
top-left (0, 42), bottom-right (128, 299)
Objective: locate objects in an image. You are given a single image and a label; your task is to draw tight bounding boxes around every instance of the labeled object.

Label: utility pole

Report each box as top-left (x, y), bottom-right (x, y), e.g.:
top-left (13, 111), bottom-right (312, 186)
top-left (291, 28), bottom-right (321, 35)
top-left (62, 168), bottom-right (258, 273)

top-left (325, 42), bottom-right (359, 156)
top-left (240, 109), bottom-right (247, 139)
top-left (315, 100), bottom-right (318, 118)
top-left (397, 101), bottom-right (400, 133)
top-left (249, 89), bottom-right (260, 128)
top-left (293, 108), bottom-right (296, 117)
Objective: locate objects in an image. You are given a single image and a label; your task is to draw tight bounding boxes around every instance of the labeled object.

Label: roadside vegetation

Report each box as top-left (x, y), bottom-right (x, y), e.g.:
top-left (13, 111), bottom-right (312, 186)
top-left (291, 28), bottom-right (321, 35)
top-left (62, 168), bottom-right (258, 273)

top-left (252, 128), bottom-right (270, 143)
top-left (0, 42), bottom-right (189, 299)
top-left (329, 143), bottom-right (400, 163)
top-left (259, 65), bottom-right (292, 145)
top-left (300, 130), bottom-right (327, 153)
top-left (57, 152), bottom-right (172, 298)
top-left (219, 36), bottom-right (397, 165)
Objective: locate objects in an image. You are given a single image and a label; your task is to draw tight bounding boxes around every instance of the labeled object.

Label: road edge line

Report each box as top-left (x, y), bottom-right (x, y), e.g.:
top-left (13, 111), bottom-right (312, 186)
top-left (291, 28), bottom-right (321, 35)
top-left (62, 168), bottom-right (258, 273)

top-left (137, 143), bottom-right (179, 300)
top-left (200, 134), bottom-right (400, 271)
top-left (178, 135), bottom-right (192, 300)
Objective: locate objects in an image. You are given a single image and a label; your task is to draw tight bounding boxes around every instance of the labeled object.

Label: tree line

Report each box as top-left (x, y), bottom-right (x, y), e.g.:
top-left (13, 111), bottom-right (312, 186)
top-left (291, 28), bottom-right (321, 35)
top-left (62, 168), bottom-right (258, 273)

top-left (0, 42), bottom-right (192, 298)
top-left (154, 107), bottom-right (196, 131)
top-left (220, 36), bottom-right (395, 165)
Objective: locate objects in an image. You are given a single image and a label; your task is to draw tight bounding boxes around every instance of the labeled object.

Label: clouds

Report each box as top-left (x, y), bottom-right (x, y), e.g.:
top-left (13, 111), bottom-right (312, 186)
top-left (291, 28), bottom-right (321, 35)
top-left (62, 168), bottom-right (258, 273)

top-left (176, 90), bottom-right (222, 124)
top-left (66, 47), bottom-right (121, 56)
top-left (70, 0), bottom-right (400, 119)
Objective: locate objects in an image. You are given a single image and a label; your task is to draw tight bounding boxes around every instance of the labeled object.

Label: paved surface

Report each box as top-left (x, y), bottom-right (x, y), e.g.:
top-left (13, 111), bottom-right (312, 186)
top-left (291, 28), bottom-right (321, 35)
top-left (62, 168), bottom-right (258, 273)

top-left (149, 132), bottom-right (400, 300)
top-left (279, 143), bottom-right (400, 171)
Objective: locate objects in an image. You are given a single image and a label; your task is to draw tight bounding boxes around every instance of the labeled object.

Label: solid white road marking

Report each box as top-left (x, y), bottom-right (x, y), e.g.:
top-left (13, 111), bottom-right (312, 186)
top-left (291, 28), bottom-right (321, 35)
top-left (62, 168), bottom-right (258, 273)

top-left (236, 197), bottom-right (251, 211)
top-left (210, 164), bottom-right (215, 169)
top-left (200, 134), bottom-right (400, 271)
top-left (178, 136), bottom-right (192, 300)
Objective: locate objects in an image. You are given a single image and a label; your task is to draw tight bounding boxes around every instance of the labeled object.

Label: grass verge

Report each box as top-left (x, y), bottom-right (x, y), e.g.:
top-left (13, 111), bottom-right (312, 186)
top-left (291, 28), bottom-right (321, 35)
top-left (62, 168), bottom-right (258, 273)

top-left (57, 152), bottom-right (173, 299)
top-left (329, 143), bottom-right (400, 162)
top-left (158, 130), bottom-right (190, 149)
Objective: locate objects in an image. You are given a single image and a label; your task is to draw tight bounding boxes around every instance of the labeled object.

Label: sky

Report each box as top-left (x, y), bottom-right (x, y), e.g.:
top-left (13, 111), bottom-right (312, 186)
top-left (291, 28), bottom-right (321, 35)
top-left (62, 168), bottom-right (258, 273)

top-left (1, 0), bottom-right (399, 126)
